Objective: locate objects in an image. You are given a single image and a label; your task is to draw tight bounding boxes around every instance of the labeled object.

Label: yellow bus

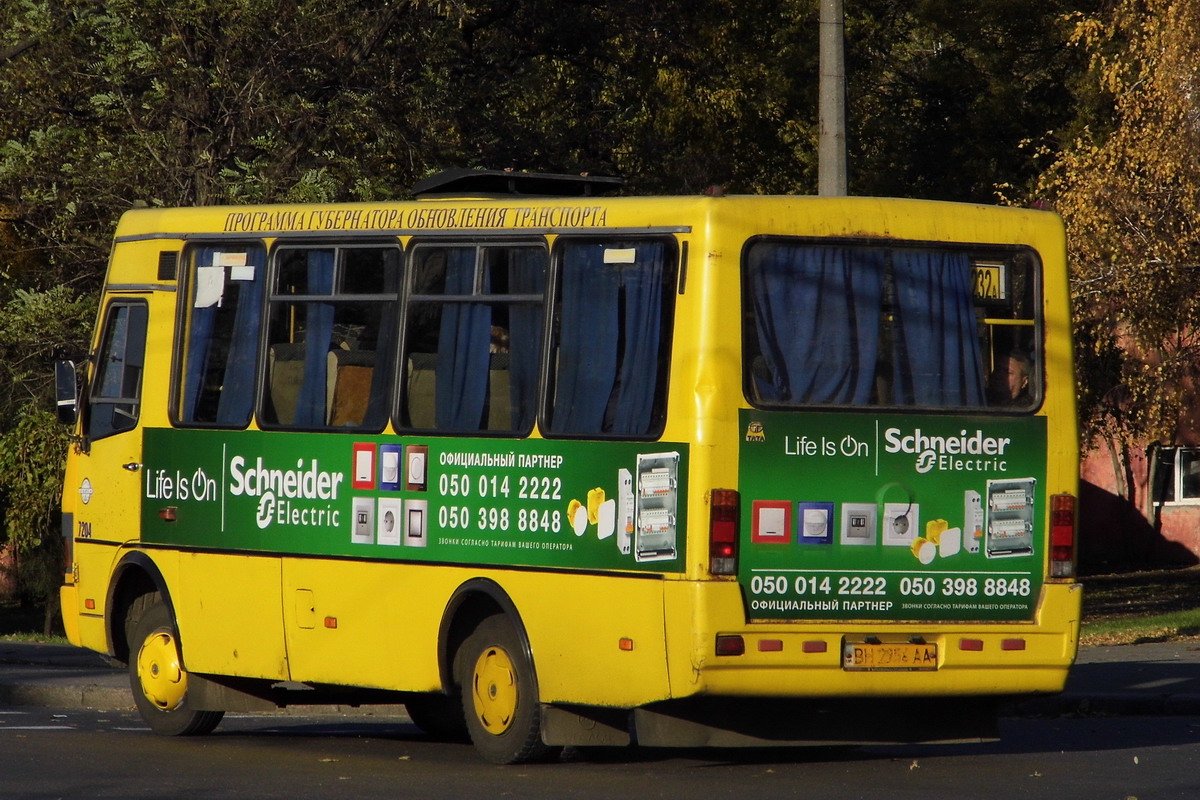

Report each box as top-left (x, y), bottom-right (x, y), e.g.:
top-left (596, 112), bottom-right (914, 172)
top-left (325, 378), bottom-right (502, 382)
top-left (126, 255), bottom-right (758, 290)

top-left (57, 170), bottom-right (1080, 763)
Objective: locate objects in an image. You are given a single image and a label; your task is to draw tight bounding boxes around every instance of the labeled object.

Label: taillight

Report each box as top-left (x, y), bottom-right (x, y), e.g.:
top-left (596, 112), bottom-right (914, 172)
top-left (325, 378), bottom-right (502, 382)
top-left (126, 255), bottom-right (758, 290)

top-left (1049, 493), bottom-right (1076, 578)
top-left (710, 489), bottom-right (739, 575)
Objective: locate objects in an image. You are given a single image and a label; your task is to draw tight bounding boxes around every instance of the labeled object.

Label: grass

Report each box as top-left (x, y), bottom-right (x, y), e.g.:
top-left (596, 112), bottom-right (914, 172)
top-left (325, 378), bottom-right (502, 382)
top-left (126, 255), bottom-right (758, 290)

top-left (0, 600), bottom-right (68, 644)
top-left (1079, 565), bottom-right (1200, 646)
top-left (0, 632), bottom-right (70, 645)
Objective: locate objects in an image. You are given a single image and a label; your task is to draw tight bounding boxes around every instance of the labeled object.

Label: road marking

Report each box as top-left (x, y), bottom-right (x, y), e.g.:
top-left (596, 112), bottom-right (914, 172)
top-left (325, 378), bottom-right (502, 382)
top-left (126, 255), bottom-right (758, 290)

top-left (2, 726), bottom-right (75, 731)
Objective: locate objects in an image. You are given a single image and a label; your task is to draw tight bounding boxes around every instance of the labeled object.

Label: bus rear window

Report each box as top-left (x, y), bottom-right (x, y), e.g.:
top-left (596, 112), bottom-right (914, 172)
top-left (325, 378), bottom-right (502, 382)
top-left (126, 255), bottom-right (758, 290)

top-left (742, 240), bottom-right (1039, 411)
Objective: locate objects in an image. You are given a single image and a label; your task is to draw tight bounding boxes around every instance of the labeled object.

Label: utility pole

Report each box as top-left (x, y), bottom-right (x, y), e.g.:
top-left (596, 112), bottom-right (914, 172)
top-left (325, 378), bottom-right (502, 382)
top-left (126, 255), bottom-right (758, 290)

top-left (818, 0), bottom-right (848, 196)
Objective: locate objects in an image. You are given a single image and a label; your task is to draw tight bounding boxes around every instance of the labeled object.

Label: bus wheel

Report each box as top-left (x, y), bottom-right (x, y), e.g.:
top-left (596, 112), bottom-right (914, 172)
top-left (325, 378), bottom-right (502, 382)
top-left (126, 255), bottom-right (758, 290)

top-left (128, 597), bottom-right (224, 736)
top-left (457, 614), bottom-right (556, 764)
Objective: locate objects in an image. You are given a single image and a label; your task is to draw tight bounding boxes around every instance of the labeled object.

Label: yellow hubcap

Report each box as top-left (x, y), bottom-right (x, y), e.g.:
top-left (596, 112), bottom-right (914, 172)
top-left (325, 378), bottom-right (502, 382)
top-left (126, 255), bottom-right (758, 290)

top-left (137, 629), bottom-right (187, 711)
top-left (471, 645), bottom-right (517, 735)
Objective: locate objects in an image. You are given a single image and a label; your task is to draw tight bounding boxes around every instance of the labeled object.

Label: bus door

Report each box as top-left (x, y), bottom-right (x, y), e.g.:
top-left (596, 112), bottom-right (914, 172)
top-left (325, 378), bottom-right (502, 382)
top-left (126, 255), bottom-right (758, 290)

top-left (70, 296), bottom-right (151, 612)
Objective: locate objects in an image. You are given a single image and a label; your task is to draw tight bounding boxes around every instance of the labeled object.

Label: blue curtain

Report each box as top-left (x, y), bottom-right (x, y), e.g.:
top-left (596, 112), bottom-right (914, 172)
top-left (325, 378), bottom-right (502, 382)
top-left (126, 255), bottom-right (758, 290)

top-left (362, 253), bottom-right (401, 429)
top-left (362, 300), bottom-right (397, 429)
top-left (890, 249), bottom-right (986, 407)
top-left (435, 249), bottom-right (492, 430)
top-left (551, 242), bottom-right (670, 436)
top-left (507, 249), bottom-right (546, 432)
top-left (746, 244), bottom-right (884, 404)
top-left (182, 247), bottom-right (219, 421)
top-left (608, 242), bottom-right (666, 435)
top-left (215, 248), bottom-right (266, 424)
top-left (293, 250), bottom-right (336, 427)
top-left (552, 244), bottom-right (620, 433)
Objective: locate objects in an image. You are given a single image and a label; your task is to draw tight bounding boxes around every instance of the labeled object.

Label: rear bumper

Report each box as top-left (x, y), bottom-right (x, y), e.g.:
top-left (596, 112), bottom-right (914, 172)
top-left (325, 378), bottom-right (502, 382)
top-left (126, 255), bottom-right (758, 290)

top-left (665, 580), bottom-right (1081, 700)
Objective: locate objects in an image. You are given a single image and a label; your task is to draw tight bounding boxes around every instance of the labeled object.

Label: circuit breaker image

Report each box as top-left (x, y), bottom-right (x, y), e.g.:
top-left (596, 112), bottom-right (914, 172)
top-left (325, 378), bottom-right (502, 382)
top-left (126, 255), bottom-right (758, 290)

top-left (635, 452), bottom-right (679, 562)
top-left (985, 477), bottom-right (1036, 558)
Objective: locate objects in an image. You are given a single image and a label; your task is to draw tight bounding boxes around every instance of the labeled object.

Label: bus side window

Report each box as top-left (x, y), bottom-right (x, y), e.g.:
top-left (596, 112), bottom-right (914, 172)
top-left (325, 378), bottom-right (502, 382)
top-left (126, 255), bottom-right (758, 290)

top-left (87, 300), bottom-right (148, 440)
top-left (175, 245), bottom-right (266, 427)
top-left (400, 244), bottom-right (545, 435)
top-left (260, 245), bottom-right (398, 431)
top-left (545, 238), bottom-right (677, 438)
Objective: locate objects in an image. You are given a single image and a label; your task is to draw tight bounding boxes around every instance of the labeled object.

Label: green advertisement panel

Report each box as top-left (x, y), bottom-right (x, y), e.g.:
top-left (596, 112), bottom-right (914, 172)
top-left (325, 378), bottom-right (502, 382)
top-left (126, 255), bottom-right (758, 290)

top-left (738, 410), bottom-right (1047, 622)
top-left (141, 429), bottom-right (687, 573)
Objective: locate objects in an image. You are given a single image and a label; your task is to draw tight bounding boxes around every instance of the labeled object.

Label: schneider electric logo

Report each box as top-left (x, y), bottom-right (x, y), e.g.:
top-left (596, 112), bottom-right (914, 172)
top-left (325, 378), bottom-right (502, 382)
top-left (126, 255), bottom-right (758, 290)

top-left (228, 456), bottom-right (346, 530)
top-left (883, 427), bottom-right (1013, 474)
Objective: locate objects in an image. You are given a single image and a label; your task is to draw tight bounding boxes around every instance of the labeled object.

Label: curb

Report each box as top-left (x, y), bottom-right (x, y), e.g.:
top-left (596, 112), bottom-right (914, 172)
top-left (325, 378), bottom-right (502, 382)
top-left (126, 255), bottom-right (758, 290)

top-left (0, 666), bottom-right (414, 718)
top-left (0, 671), bottom-right (133, 710)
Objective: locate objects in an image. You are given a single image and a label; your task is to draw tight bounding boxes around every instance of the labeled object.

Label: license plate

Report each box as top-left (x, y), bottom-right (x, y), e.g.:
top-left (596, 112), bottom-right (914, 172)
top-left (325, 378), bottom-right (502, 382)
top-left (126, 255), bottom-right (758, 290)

top-left (842, 641), bottom-right (938, 671)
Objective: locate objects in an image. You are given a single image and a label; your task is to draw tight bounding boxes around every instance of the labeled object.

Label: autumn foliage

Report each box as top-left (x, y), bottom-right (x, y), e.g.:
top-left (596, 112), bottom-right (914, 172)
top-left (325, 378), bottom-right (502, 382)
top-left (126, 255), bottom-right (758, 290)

top-left (1042, 0), bottom-right (1200, 446)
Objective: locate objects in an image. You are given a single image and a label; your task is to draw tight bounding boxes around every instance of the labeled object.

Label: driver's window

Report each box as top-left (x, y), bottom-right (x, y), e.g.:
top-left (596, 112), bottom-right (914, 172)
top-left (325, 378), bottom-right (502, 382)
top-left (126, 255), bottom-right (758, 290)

top-left (87, 300), bottom-right (148, 440)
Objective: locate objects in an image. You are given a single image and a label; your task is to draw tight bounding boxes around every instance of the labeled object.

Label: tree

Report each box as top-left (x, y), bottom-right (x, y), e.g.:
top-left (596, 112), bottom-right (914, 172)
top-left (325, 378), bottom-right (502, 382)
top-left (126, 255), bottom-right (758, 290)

top-left (1038, 0), bottom-right (1200, 448)
top-left (0, 0), bottom-right (1104, 613)
top-left (848, 0), bottom-right (1101, 203)
top-left (0, 0), bottom-right (430, 606)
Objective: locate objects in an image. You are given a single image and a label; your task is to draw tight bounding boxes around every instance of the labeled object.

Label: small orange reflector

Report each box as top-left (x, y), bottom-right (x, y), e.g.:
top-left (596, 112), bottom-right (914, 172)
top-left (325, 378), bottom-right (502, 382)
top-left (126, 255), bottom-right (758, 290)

top-left (715, 635), bottom-right (745, 656)
top-left (619, 638), bottom-right (635, 651)
top-left (959, 638), bottom-right (984, 651)
top-left (1001, 638), bottom-right (1026, 651)
top-left (324, 617), bottom-right (338, 629)
top-left (84, 598), bottom-right (96, 610)
top-left (802, 640), bottom-right (828, 654)
top-left (758, 639), bottom-right (783, 652)
top-left (158, 507), bottom-right (177, 522)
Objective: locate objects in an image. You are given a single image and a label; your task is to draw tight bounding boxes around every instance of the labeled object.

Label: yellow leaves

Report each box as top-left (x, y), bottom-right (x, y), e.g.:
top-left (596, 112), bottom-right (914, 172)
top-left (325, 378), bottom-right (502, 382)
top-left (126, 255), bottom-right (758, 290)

top-left (1043, 2), bottom-right (1200, 444)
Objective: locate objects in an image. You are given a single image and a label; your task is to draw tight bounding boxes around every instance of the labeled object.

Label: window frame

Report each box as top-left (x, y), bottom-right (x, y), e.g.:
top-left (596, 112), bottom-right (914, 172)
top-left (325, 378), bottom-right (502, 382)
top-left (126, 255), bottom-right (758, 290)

top-left (397, 238), bottom-right (549, 436)
top-left (1152, 446), bottom-right (1200, 506)
top-left (86, 298), bottom-right (149, 442)
top-left (540, 234), bottom-right (680, 441)
top-left (740, 235), bottom-right (1044, 415)
top-left (171, 241), bottom-right (269, 430)
top-left (257, 241), bottom-right (402, 433)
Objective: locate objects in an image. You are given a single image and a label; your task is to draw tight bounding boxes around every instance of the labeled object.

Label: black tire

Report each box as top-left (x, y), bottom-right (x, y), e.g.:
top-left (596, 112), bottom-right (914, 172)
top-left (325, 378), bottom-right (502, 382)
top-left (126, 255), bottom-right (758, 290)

top-left (128, 596), bottom-right (224, 736)
top-left (456, 614), bottom-right (556, 765)
top-left (405, 693), bottom-right (469, 741)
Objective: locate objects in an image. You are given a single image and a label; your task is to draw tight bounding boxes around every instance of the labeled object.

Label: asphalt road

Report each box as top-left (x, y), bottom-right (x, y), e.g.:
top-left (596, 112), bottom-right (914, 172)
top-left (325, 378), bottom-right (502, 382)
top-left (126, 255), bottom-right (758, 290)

top-left (3, 637), bottom-right (1200, 798)
top-left (2, 705), bottom-right (1199, 799)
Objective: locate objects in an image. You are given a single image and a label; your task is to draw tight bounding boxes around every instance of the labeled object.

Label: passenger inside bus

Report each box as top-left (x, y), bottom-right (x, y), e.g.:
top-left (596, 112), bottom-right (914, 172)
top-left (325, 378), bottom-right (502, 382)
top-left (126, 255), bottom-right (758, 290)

top-left (988, 350), bottom-right (1032, 407)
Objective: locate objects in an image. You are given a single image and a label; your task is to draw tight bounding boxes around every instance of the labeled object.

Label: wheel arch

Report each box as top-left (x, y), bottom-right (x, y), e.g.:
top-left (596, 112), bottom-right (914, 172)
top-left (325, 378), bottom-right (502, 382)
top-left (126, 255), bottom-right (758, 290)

top-left (106, 550), bottom-right (174, 664)
top-left (437, 578), bottom-right (534, 693)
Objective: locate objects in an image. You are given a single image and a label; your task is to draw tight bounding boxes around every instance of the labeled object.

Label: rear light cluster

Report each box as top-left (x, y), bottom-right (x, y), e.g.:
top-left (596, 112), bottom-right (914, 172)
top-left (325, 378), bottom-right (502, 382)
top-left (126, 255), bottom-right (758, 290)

top-left (709, 489), bottom-right (739, 575)
top-left (1049, 493), bottom-right (1076, 578)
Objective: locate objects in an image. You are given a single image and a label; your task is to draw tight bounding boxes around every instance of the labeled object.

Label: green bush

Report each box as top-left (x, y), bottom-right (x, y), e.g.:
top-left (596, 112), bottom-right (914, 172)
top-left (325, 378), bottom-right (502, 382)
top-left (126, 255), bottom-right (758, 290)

top-left (0, 285), bottom-right (93, 624)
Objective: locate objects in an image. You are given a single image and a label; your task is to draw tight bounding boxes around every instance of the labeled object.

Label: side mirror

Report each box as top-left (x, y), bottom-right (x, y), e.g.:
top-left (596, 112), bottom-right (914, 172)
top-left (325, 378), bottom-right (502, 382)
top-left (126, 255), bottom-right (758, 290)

top-left (55, 359), bottom-right (79, 425)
